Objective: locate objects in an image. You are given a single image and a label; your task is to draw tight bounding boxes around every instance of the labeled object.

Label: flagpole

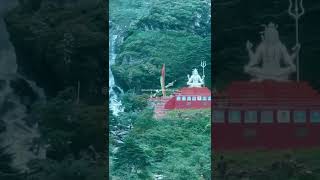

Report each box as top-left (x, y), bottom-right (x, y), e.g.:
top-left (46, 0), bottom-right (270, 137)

top-left (160, 64), bottom-right (166, 97)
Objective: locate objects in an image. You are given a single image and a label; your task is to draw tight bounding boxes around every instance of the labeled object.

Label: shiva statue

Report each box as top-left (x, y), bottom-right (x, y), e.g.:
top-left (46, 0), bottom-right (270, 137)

top-left (244, 22), bottom-right (300, 81)
top-left (187, 68), bottom-right (205, 87)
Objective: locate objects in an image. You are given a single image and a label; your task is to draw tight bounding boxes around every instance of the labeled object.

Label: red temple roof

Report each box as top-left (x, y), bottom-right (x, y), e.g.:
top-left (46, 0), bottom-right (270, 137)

top-left (214, 81), bottom-right (320, 108)
top-left (175, 87), bottom-right (211, 96)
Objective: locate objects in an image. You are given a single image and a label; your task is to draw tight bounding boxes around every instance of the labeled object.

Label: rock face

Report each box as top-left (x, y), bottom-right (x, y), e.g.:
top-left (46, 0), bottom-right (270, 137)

top-left (214, 0), bottom-right (320, 90)
top-left (4, 0), bottom-right (107, 103)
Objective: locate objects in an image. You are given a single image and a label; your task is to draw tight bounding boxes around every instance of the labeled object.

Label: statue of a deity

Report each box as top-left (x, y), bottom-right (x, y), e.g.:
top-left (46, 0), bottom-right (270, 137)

top-left (187, 68), bottom-right (205, 87)
top-left (245, 22), bottom-right (300, 81)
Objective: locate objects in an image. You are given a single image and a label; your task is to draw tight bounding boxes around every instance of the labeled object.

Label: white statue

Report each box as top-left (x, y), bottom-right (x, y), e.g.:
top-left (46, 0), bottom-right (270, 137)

top-left (245, 22), bottom-right (300, 82)
top-left (187, 68), bottom-right (205, 87)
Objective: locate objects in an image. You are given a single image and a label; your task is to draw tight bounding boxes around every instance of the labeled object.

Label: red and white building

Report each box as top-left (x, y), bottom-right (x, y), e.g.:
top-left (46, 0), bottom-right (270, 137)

top-left (151, 66), bottom-right (211, 118)
top-left (212, 81), bottom-right (320, 150)
top-left (164, 87), bottom-right (211, 109)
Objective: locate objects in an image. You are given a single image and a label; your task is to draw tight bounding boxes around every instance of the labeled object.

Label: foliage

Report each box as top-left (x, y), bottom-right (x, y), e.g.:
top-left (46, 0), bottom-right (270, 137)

top-left (111, 0), bottom-right (211, 92)
top-left (25, 86), bottom-right (106, 179)
top-left (111, 109), bottom-right (211, 179)
top-left (113, 137), bottom-right (151, 179)
top-left (31, 87), bottom-right (105, 160)
top-left (0, 146), bottom-right (22, 180)
top-left (214, 149), bottom-right (320, 180)
top-left (5, 0), bottom-right (107, 102)
top-left (109, 0), bottom-right (155, 28)
top-left (121, 91), bottom-right (149, 112)
top-left (110, 0), bottom-right (211, 179)
top-left (136, 0), bottom-right (211, 36)
top-left (113, 31), bottom-right (211, 91)
top-left (26, 153), bottom-right (106, 180)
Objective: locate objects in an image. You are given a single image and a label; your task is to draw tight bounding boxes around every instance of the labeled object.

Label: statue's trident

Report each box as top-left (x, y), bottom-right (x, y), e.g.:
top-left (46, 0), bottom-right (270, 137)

top-left (288, 0), bottom-right (305, 82)
top-left (200, 61), bottom-right (207, 78)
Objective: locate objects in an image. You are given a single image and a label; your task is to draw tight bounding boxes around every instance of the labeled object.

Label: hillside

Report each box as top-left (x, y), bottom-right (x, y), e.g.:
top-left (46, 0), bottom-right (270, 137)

top-left (109, 0), bottom-right (212, 179)
top-left (2, 1), bottom-right (107, 179)
top-left (110, 0), bottom-right (211, 92)
top-left (110, 108), bottom-right (211, 179)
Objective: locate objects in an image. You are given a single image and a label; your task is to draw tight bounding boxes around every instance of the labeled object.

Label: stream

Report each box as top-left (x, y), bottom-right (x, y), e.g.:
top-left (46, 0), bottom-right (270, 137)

top-left (109, 22), bottom-right (124, 116)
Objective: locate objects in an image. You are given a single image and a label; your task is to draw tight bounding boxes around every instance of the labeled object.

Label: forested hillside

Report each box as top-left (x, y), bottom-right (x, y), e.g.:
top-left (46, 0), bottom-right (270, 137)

top-left (110, 0), bottom-right (211, 179)
top-left (2, 0), bottom-right (107, 179)
top-left (111, 0), bottom-right (211, 91)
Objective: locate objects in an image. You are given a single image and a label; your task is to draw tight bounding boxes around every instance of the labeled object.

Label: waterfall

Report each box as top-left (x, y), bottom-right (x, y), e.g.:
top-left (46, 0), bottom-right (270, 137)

top-left (0, 3), bottom-right (46, 171)
top-left (109, 25), bottom-right (124, 116)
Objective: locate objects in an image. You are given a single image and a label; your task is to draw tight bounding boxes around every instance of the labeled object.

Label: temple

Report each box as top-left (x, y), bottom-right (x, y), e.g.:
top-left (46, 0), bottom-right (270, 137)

top-left (213, 22), bottom-right (320, 150)
top-left (151, 64), bottom-right (211, 119)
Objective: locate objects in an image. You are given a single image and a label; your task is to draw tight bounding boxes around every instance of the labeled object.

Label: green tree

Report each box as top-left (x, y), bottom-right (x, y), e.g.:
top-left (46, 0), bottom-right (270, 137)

top-left (113, 137), bottom-right (151, 179)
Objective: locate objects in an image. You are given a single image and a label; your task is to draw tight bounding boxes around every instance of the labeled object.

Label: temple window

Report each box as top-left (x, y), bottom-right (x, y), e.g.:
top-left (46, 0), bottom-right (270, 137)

top-left (244, 111), bottom-right (257, 123)
top-left (277, 110), bottom-right (290, 123)
top-left (261, 111), bottom-right (273, 123)
top-left (208, 96), bottom-right (211, 101)
top-left (310, 111), bottom-right (320, 123)
top-left (182, 96), bottom-right (186, 101)
top-left (202, 96), bottom-right (207, 101)
top-left (176, 96), bottom-right (181, 101)
top-left (229, 110), bottom-right (241, 123)
top-left (213, 110), bottom-right (225, 123)
top-left (293, 111), bottom-right (306, 123)
top-left (197, 96), bottom-right (202, 101)
top-left (192, 96), bottom-right (197, 101)
top-left (187, 96), bottom-right (192, 101)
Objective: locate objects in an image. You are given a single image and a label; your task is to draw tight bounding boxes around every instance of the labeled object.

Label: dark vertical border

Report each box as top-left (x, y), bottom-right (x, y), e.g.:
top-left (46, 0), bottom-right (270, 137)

top-left (211, 0), bottom-right (215, 179)
top-left (105, 0), bottom-right (110, 178)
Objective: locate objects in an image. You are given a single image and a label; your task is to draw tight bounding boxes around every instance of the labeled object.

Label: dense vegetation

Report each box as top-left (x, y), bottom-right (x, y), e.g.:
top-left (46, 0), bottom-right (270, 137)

top-left (111, 0), bottom-right (211, 92)
top-left (4, 1), bottom-right (107, 179)
top-left (0, 115), bottom-right (20, 179)
top-left (114, 31), bottom-right (211, 91)
top-left (109, 0), bottom-right (212, 179)
top-left (110, 100), bottom-right (211, 179)
top-left (5, 0), bottom-right (107, 102)
top-left (214, 149), bottom-right (320, 180)
top-left (0, 145), bottom-right (21, 180)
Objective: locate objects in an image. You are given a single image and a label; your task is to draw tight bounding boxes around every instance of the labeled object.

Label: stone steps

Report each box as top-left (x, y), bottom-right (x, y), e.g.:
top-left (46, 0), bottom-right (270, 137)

top-left (152, 97), bottom-right (170, 119)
